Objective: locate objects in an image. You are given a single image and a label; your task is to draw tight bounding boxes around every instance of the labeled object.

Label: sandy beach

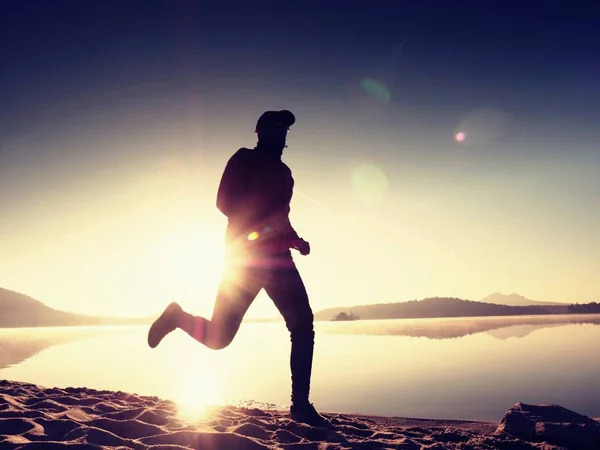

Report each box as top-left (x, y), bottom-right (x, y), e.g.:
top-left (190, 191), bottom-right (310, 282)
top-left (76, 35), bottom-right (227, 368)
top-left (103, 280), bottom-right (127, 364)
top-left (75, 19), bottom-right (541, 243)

top-left (1, 380), bottom-right (598, 449)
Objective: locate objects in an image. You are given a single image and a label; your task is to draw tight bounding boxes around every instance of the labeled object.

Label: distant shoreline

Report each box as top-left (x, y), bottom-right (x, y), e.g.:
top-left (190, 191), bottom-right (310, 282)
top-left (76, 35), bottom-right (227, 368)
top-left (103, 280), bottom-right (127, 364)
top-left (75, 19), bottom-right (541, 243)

top-left (2, 287), bottom-right (598, 329)
top-left (2, 311), bottom-right (600, 330)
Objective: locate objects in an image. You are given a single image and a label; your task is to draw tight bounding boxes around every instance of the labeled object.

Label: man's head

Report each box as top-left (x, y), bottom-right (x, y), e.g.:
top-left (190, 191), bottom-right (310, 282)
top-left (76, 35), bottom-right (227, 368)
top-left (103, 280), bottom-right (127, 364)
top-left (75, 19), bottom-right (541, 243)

top-left (255, 110), bottom-right (295, 152)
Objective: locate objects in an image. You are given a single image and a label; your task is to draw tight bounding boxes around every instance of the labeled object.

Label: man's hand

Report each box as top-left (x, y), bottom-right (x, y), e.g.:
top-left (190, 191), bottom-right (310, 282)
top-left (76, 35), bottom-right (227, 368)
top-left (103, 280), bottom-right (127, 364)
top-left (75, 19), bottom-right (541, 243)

top-left (292, 238), bottom-right (310, 256)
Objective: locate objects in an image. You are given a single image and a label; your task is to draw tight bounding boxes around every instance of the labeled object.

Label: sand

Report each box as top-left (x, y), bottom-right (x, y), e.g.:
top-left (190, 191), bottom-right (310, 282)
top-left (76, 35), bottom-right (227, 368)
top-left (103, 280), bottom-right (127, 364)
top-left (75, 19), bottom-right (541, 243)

top-left (1, 379), bottom-right (597, 449)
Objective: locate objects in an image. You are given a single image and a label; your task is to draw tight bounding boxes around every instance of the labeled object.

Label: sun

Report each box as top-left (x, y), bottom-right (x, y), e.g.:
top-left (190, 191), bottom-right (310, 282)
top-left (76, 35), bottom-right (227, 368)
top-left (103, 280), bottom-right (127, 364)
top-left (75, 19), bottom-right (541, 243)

top-left (157, 224), bottom-right (224, 270)
top-left (147, 222), bottom-right (225, 290)
top-left (131, 221), bottom-right (229, 317)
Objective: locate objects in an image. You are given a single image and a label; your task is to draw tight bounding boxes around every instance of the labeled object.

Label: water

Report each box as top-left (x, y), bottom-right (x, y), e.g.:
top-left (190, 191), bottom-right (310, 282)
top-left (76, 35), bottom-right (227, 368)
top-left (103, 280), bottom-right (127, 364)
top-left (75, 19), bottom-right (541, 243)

top-left (1, 314), bottom-right (599, 422)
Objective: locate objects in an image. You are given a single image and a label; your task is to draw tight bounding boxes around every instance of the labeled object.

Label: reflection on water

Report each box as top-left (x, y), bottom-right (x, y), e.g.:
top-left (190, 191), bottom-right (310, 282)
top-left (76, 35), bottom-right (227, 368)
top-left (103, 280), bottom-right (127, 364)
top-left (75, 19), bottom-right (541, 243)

top-left (319, 314), bottom-right (600, 340)
top-left (0, 327), bottom-right (107, 370)
top-left (486, 323), bottom-right (564, 340)
top-left (1, 314), bottom-right (599, 422)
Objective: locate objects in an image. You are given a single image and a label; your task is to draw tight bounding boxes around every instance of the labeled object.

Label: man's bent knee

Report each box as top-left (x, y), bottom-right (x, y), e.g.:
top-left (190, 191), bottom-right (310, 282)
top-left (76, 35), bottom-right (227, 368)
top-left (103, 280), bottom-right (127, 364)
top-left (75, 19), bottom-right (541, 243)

top-left (204, 324), bottom-right (238, 350)
top-left (206, 334), bottom-right (234, 350)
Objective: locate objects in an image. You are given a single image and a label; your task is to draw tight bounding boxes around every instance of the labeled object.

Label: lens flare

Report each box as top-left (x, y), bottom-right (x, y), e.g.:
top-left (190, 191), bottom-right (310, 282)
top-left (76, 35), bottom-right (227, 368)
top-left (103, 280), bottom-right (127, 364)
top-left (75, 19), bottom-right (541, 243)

top-left (455, 109), bottom-right (506, 148)
top-left (351, 164), bottom-right (390, 206)
top-left (360, 78), bottom-right (391, 103)
top-left (247, 231), bottom-right (259, 241)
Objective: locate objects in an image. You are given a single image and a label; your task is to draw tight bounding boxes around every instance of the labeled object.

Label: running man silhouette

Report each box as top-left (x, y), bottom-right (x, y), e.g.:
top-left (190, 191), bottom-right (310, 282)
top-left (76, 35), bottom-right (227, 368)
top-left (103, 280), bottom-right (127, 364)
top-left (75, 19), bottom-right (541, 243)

top-left (147, 110), bottom-right (331, 428)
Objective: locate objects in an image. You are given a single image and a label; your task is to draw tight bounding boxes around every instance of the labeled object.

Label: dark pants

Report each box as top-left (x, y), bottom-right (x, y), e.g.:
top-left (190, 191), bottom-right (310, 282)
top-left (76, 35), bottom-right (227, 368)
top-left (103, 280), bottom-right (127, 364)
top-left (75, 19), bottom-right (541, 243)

top-left (180, 249), bottom-right (315, 405)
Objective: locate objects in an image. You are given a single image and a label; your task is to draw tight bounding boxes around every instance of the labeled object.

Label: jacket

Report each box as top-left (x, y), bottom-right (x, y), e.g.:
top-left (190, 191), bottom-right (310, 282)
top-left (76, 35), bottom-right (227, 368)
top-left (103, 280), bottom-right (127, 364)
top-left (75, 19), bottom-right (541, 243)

top-left (216, 147), bottom-right (300, 254)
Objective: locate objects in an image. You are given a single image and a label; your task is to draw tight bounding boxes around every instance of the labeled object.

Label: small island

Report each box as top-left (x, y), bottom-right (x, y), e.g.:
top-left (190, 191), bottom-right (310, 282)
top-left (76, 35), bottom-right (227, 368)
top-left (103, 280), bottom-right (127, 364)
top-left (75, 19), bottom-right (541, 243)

top-left (331, 311), bottom-right (360, 321)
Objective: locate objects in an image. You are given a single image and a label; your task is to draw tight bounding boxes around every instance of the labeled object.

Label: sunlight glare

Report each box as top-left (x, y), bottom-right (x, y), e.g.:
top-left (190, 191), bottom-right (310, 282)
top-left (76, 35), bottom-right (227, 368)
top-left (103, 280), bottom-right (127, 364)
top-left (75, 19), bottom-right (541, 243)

top-left (145, 223), bottom-right (225, 314)
top-left (152, 226), bottom-right (224, 274)
top-left (174, 363), bottom-right (223, 421)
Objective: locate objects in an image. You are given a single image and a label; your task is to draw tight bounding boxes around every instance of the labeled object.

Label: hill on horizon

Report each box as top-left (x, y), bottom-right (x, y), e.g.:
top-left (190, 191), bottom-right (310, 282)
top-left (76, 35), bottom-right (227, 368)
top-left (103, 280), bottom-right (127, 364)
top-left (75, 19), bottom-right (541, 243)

top-left (0, 288), bottom-right (150, 328)
top-left (480, 292), bottom-right (568, 307)
top-left (313, 297), bottom-right (569, 321)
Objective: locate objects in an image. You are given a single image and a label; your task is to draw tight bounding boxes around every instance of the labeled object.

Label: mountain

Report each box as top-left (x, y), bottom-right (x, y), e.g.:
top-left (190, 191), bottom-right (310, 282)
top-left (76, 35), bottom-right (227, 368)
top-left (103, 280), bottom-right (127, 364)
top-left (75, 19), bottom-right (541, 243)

top-left (0, 287), bottom-right (281, 328)
top-left (481, 292), bottom-right (568, 308)
top-left (0, 288), bottom-right (151, 328)
top-left (313, 297), bottom-right (561, 321)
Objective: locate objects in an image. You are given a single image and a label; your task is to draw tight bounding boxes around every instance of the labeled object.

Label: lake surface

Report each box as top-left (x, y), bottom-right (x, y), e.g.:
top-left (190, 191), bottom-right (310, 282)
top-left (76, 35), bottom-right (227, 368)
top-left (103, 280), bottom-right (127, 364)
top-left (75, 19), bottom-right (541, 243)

top-left (1, 314), bottom-right (599, 422)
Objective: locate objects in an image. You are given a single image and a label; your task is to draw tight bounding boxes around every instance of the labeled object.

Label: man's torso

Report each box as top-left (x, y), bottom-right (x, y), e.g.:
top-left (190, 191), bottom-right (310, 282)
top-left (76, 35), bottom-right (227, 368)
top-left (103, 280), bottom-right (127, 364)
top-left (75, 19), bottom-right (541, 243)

top-left (224, 148), bottom-right (295, 254)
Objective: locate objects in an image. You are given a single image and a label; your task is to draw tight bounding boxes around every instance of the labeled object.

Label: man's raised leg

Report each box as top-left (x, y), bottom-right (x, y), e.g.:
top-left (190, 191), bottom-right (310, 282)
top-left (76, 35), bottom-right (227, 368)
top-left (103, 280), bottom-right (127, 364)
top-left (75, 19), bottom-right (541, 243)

top-left (148, 261), bottom-right (264, 350)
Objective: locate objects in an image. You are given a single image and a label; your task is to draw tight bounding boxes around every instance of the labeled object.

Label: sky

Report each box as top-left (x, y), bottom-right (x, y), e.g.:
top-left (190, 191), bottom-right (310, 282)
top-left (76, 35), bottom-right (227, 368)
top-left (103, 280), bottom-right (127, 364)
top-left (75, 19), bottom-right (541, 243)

top-left (1, 1), bottom-right (600, 319)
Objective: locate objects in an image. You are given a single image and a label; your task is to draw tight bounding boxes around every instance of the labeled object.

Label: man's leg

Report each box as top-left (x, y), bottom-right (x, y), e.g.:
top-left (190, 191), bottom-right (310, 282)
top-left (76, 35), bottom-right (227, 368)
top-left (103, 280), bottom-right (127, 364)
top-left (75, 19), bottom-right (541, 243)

top-left (148, 259), bottom-right (264, 350)
top-left (263, 254), bottom-right (330, 427)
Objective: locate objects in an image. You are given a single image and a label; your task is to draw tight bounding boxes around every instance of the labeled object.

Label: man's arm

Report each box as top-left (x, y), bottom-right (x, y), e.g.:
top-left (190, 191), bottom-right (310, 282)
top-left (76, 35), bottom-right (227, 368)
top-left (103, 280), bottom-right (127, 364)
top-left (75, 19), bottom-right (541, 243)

top-left (279, 168), bottom-right (300, 239)
top-left (280, 170), bottom-right (310, 255)
top-left (286, 205), bottom-right (310, 254)
top-left (216, 149), bottom-right (248, 217)
top-left (283, 203), bottom-right (300, 241)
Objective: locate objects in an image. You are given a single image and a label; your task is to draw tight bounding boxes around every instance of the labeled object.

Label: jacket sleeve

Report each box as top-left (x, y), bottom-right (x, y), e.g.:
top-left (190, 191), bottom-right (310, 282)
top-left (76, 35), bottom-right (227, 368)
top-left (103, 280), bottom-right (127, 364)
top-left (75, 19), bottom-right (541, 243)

top-left (216, 150), bottom-right (248, 217)
top-left (284, 204), bottom-right (301, 242)
top-left (282, 169), bottom-right (300, 242)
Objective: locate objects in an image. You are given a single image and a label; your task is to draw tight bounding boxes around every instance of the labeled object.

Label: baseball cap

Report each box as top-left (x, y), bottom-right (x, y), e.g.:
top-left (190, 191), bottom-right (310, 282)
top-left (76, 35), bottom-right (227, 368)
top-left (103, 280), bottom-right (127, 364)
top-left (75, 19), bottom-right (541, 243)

top-left (255, 110), bottom-right (296, 132)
